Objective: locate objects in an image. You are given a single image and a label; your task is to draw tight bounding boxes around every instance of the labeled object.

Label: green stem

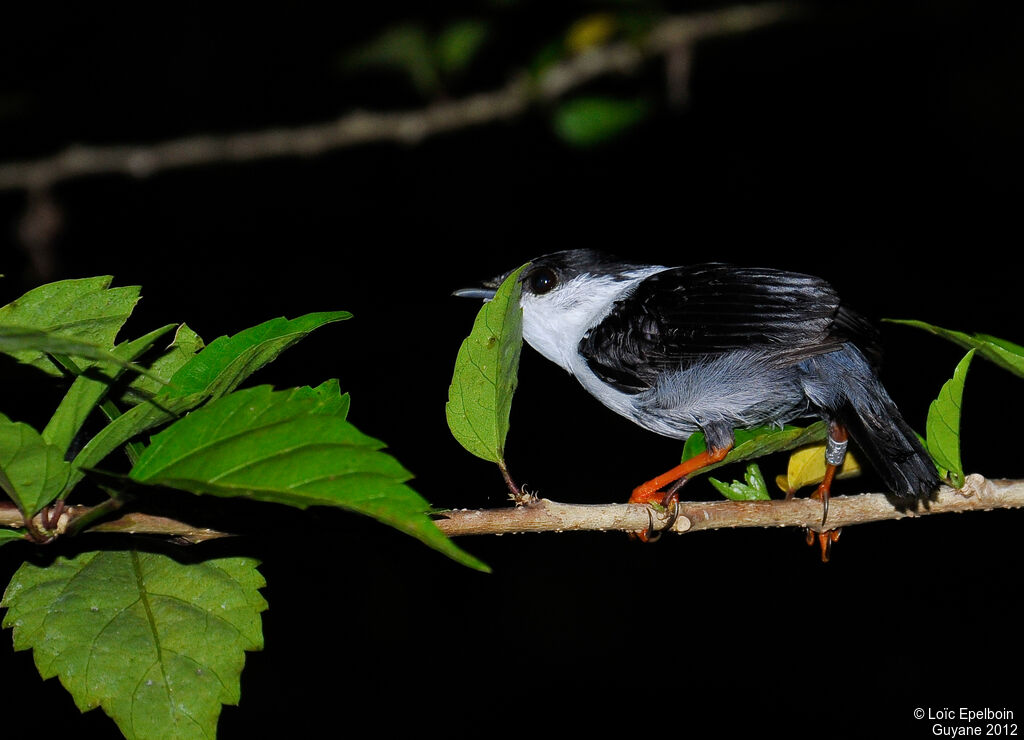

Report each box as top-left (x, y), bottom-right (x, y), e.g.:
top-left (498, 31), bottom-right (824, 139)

top-left (64, 490), bottom-right (127, 537)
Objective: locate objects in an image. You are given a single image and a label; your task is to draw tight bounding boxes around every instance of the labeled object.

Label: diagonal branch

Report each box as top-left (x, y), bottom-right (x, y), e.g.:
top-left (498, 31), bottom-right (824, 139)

top-left (0, 3), bottom-right (797, 192)
top-left (432, 474), bottom-right (1024, 537)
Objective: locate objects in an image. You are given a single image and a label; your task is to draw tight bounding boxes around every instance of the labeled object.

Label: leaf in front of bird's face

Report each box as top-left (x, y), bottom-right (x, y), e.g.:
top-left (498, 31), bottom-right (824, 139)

top-left (926, 349), bottom-right (974, 489)
top-left (446, 264), bottom-right (527, 466)
top-left (887, 320), bottom-right (1024, 378)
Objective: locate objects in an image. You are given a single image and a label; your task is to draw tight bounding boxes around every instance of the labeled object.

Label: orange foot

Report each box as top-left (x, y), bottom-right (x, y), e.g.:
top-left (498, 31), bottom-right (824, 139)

top-left (806, 527), bottom-right (842, 562)
top-left (627, 490), bottom-right (680, 543)
top-left (627, 445), bottom-right (732, 542)
top-left (789, 476), bottom-right (841, 561)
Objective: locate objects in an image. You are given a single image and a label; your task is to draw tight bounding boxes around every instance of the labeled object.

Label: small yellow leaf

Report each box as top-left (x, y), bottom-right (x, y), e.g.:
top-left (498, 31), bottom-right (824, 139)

top-left (566, 13), bottom-right (618, 54)
top-left (775, 445), bottom-right (861, 494)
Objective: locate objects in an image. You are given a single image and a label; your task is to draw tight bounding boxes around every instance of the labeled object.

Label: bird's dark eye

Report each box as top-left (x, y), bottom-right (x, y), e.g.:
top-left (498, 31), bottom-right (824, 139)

top-left (526, 267), bottom-right (558, 295)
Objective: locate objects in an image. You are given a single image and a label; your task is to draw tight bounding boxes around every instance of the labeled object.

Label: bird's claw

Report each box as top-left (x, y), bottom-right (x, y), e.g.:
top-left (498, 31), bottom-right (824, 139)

top-left (630, 492), bottom-right (680, 543)
top-left (806, 527), bottom-right (842, 562)
top-left (810, 483), bottom-right (830, 527)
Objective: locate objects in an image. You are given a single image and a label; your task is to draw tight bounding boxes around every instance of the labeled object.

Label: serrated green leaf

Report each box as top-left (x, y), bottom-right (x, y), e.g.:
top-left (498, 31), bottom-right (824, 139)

top-left (0, 276), bottom-right (139, 375)
top-left (67, 312), bottom-right (349, 493)
top-left (121, 323), bottom-right (205, 405)
top-left (446, 265), bottom-right (527, 464)
top-left (0, 413), bottom-right (71, 516)
top-left (927, 350), bottom-right (974, 488)
top-left (682, 422), bottom-right (829, 476)
top-left (284, 378), bottom-right (350, 418)
top-left (0, 326), bottom-right (158, 381)
top-left (0, 528), bottom-right (26, 546)
top-left (165, 312), bottom-right (350, 401)
top-left (42, 324), bottom-right (177, 455)
top-left (887, 320), bottom-right (1024, 378)
top-left (709, 463), bottom-right (771, 501)
top-left (553, 96), bottom-right (650, 147)
top-left (130, 385), bottom-right (488, 572)
top-left (1, 551), bottom-right (265, 739)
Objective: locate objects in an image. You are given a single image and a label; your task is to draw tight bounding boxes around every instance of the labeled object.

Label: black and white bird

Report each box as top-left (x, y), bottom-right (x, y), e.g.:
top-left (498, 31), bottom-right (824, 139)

top-left (456, 249), bottom-right (938, 537)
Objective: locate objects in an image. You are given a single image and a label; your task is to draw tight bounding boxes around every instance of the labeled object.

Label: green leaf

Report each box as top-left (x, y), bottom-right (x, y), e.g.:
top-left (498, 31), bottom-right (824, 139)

top-left (164, 312), bottom-right (350, 401)
top-left (0, 276), bottom-right (139, 375)
top-left (446, 265), bottom-right (527, 464)
top-left (975, 333), bottom-right (1024, 356)
top-left (1, 551), bottom-right (265, 739)
top-left (42, 323), bottom-right (177, 455)
top-left (0, 326), bottom-right (158, 380)
top-left (553, 96), bottom-right (650, 147)
top-left (681, 422), bottom-right (829, 477)
top-left (67, 396), bottom-right (204, 496)
top-left (121, 323), bottom-right (205, 405)
top-left (345, 24), bottom-right (440, 95)
top-left (926, 350), bottom-right (974, 488)
top-left (0, 413), bottom-right (71, 516)
top-left (67, 312), bottom-right (349, 492)
top-left (437, 20), bottom-right (489, 75)
top-left (709, 463), bottom-right (771, 501)
top-left (284, 378), bottom-right (350, 418)
top-left (130, 385), bottom-right (488, 572)
top-left (887, 320), bottom-right (1024, 378)
top-left (0, 528), bottom-right (26, 546)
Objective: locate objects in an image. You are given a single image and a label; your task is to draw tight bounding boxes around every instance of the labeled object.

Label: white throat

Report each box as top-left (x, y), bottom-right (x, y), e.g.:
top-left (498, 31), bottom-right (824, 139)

top-left (519, 266), bottom-right (667, 374)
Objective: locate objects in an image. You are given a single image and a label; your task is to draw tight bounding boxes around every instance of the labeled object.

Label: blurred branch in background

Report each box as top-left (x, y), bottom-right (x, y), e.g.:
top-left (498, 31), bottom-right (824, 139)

top-left (0, 4), bottom-right (796, 194)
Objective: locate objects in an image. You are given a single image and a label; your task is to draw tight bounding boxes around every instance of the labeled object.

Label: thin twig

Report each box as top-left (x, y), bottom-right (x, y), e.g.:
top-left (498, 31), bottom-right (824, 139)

top-left (0, 503), bottom-right (231, 544)
top-left (0, 3), bottom-right (797, 192)
top-left (432, 475), bottom-right (1024, 537)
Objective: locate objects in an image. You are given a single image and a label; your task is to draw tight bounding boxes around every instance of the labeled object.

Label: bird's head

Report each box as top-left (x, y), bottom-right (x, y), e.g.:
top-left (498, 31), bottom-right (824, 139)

top-left (455, 249), bottom-right (665, 372)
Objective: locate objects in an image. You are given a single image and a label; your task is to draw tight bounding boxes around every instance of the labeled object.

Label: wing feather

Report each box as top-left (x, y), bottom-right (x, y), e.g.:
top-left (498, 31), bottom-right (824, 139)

top-left (579, 264), bottom-right (878, 393)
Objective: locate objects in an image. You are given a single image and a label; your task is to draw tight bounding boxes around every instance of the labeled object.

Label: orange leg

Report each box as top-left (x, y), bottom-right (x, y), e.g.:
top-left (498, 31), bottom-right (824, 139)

top-left (629, 444), bottom-right (733, 505)
top-left (810, 422), bottom-right (848, 525)
top-left (806, 422), bottom-right (849, 561)
top-left (628, 444), bottom-right (732, 542)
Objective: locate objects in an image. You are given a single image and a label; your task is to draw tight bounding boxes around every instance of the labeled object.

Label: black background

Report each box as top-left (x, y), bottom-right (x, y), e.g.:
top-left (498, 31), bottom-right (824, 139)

top-left (1, 2), bottom-right (1021, 737)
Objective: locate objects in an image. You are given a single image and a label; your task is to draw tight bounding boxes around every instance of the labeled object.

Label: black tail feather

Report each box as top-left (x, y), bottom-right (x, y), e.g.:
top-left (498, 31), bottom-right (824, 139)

top-left (838, 384), bottom-right (940, 500)
top-left (806, 345), bottom-right (940, 500)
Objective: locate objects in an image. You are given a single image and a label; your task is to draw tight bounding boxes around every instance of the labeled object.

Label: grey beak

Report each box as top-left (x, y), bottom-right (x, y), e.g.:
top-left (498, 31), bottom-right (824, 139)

top-left (452, 287), bottom-right (497, 300)
top-left (454, 267), bottom-right (517, 301)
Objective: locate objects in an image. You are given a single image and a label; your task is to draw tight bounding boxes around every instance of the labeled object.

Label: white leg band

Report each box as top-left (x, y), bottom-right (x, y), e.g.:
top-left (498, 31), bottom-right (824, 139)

top-left (825, 436), bottom-right (848, 466)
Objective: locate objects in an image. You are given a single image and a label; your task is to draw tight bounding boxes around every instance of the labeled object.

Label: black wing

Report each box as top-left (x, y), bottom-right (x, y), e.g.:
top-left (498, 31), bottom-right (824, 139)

top-left (579, 264), bottom-right (879, 393)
